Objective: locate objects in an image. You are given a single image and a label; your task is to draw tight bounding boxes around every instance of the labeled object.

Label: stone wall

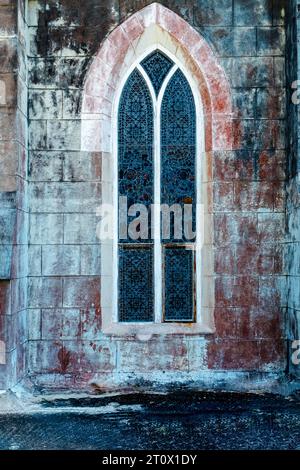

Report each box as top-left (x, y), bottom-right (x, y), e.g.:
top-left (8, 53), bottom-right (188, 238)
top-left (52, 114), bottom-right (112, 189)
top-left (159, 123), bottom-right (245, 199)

top-left (0, 0), bottom-right (29, 389)
top-left (20, 0), bottom-right (289, 393)
top-left (0, 0), bottom-right (293, 392)
top-left (286, 0), bottom-right (300, 379)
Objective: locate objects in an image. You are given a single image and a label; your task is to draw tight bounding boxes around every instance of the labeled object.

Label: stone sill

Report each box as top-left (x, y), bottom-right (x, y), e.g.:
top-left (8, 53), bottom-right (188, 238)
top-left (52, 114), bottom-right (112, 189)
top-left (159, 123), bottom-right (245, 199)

top-left (102, 322), bottom-right (215, 337)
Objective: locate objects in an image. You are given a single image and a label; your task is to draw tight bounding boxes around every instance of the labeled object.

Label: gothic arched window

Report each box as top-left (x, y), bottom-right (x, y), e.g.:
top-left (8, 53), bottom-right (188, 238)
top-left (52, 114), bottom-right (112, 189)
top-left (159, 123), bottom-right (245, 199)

top-left (118, 50), bottom-right (197, 324)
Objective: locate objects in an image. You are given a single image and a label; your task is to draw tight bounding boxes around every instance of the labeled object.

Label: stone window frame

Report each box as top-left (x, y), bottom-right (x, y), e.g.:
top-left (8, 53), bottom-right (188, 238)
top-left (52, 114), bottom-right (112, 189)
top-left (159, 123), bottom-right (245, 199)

top-left (81, 3), bottom-right (232, 337)
top-left (116, 45), bottom-right (202, 326)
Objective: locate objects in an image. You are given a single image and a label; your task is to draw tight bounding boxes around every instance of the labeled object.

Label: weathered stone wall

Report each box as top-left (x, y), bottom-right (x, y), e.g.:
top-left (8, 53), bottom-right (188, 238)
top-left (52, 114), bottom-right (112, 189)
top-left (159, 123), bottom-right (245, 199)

top-left (22, 0), bottom-right (289, 393)
top-left (286, 0), bottom-right (300, 379)
top-left (0, 0), bottom-right (29, 389)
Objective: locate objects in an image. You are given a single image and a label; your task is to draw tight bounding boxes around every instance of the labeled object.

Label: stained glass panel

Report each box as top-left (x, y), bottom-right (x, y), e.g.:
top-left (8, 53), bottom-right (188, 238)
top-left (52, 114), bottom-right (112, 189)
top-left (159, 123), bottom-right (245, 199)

top-left (141, 50), bottom-right (174, 96)
top-left (118, 69), bottom-right (154, 322)
top-left (119, 246), bottom-right (154, 322)
top-left (161, 69), bottom-right (196, 243)
top-left (118, 68), bottom-right (154, 242)
top-left (164, 247), bottom-right (195, 322)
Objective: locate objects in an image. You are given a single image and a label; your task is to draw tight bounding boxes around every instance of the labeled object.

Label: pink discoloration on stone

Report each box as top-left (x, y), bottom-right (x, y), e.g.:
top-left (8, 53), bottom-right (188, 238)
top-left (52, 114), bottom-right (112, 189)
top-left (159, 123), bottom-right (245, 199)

top-left (79, 307), bottom-right (102, 340)
top-left (157, 4), bottom-right (188, 41)
top-left (135, 3), bottom-right (158, 29)
top-left (212, 117), bottom-right (233, 150)
top-left (107, 26), bottom-right (131, 59)
top-left (181, 24), bottom-right (205, 53)
top-left (82, 3), bottom-right (232, 155)
top-left (121, 16), bottom-right (144, 42)
top-left (83, 78), bottom-right (114, 101)
top-left (82, 95), bottom-right (112, 117)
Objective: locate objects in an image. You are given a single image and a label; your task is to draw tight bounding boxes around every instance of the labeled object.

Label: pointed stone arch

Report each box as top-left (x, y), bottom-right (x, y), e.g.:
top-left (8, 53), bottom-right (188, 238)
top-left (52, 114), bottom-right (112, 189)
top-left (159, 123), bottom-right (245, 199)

top-left (81, 2), bottom-right (232, 154)
top-left (80, 2), bottom-right (233, 335)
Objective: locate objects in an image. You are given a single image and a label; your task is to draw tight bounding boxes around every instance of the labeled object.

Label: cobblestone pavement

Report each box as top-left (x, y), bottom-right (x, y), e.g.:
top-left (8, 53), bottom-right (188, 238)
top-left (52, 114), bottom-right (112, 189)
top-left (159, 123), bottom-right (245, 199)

top-left (0, 392), bottom-right (299, 450)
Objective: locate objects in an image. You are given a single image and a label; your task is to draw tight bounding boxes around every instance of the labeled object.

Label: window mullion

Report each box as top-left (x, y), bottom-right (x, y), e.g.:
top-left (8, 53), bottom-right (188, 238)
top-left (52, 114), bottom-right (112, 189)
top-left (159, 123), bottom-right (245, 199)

top-left (154, 95), bottom-right (162, 323)
top-left (155, 65), bottom-right (178, 324)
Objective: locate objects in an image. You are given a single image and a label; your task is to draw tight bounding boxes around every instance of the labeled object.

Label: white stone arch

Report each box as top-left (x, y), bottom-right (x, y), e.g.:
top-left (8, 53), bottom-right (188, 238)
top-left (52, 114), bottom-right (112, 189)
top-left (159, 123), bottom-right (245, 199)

top-left (81, 3), bottom-right (233, 336)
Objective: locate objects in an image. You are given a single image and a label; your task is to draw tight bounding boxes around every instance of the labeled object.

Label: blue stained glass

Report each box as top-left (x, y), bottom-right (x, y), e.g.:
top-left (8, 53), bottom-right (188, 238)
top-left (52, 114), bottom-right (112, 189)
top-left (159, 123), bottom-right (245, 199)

top-left (141, 50), bottom-right (174, 96)
top-left (119, 246), bottom-right (154, 322)
top-left (118, 68), bottom-right (154, 323)
top-left (161, 69), bottom-right (196, 243)
top-left (118, 68), bottom-right (154, 242)
top-left (164, 247), bottom-right (195, 322)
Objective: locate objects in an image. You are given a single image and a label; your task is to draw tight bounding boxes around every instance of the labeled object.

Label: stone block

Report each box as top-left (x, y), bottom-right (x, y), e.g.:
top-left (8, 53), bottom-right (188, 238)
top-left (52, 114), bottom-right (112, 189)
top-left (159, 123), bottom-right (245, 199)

top-left (29, 213), bottom-right (64, 244)
top-left (256, 87), bottom-right (286, 119)
top-left (258, 275), bottom-right (286, 310)
top-left (234, 0), bottom-right (272, 26)
top-left (45, 339), bottom-right (117, 375)
top-left (42, 245), bottom-right (81, 276)
top-left (0, 280), bottom-right (10, 316)
top-left (215, 275), bottom-right (259, 308)
top-left (56, 58), bottom-right (91, 89)
top-left (214, 307), bottom-right (250, 339)
top-left (214, 245), bottom-right (235, 274)
top-left (202, 26), bottom-right (256, 57)
top-left (257, 27), bottom-right (285, 56)
top-left (233, 181), bottom-right (274, 211)
top-left (10, 277), bottom-right (27, 314)
top-left (63, 151), bottom-right (101, 181)
top-left (259, 338), bottom-right (285, 369)
top-left (233, 119), bottom-right (256, 150)
top-left (273, 181), bottom-right (285, 212)
top-left (117, 337), bottom-right (189, 372)
top-left (28, 340), bottom-right (62, 373)
top-left (28, 120), bottom-right (47, 150)
top-left (28, 57), bottom-right (58, 88)
top-left (0, 72), bottom-right (17, 108)
top-left (0, 38), bottom-right (17, 73)
top-left (0, 244), bottom-right (12, 279)
top-left (213, 182), bottom-right (234, 211)
top-left (28, 245), bottom-right (42, 276)
top-left (214, 212), bottom-right (258, 246)
top-left (0, 112), bottom-right (16, 141)
top-left (79, 307), bottom-right (102, 340)
top-left (27, 309), bottom-right (41, 340)
top-left (47, 119), bottom-right (81, 151)
top-left (0, 4), bottom-right (16, 36)
top-left (63, 276), bottom-right (100, 308)
top-left (258, 212), bottom-right (285, 242)
top-left (231, 57), bottom-right (274, 87)
top-left (64, 213), bottom-right (99, 244)
top-left (0, 175), bottom-right (16, 191)
top-left (214, 150), bottom-right (255, 180)
top-left (29, 89), bottom-right (63, 119)
top-left (207, 338), bottom-right (262, 370)
top-left (30, 182), bottom-right (101, 213)
top-left (194, 0), bottom-right (233, 26)
top-left (249, 307), bottom-right (282, 340)
top-left (80, 245), bottom-right (101, 276)
top-left (0, 207), bottom-right (16, 244)
top-left (256, 150), bottom-right (286, 181)
top-left (274, 57), bottom-right (285, 86)
top-left (41, 308), bottom-right (81, 340)
top-left (29, 151), bottom-right (64, 182)
top-left (232, 88), bottom-right (256, 118)
top-left (27, 0), bottom-right (43, 27)
top-left (27, 277), bottom-right (63, 308)
top-left (63, 89), bottom-right (81, 118)
top-left (255, 119), bottom-right (285, 150)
